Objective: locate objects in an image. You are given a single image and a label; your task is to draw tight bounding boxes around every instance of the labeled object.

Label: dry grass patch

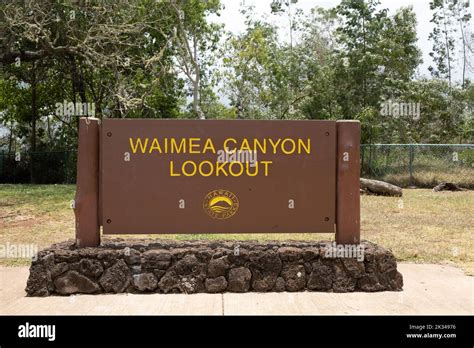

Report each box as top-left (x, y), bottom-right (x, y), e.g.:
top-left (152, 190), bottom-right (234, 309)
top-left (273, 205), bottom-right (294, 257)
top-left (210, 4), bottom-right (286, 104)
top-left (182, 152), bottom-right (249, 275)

top-left (360, 189), bottom-right (473, 275)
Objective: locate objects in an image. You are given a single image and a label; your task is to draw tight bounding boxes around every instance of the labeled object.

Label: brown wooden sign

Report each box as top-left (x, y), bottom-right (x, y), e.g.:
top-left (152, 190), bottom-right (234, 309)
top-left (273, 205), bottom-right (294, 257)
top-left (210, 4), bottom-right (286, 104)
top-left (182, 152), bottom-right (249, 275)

top-left (74, 118), bottom-right (360, 246)
top-left (101, 119), bottom-right (336, 234)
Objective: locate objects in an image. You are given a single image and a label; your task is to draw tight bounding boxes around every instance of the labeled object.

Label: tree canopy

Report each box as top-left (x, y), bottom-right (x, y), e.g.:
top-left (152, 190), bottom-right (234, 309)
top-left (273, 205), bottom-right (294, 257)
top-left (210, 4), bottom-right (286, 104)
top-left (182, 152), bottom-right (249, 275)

top-left (0, 0), bottom-right (472, 159)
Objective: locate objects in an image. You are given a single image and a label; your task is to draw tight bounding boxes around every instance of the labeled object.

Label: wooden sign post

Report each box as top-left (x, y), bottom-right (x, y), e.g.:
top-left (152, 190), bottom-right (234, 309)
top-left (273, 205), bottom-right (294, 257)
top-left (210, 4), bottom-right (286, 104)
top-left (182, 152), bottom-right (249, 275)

top-left (336, 120), bottom-right (360, 244)
top-left (74, 117), bottom-right (100, 247)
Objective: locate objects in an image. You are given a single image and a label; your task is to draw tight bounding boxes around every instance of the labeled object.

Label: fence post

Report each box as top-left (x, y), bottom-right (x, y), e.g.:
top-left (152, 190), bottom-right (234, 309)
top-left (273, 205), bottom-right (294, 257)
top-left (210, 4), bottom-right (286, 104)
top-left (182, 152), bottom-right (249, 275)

top-left (74, 117), bottom-right (100, 247)
top-left (336, 120), bottom-right (361, 244)
top-left (409, 145), bottom-right (414, 186)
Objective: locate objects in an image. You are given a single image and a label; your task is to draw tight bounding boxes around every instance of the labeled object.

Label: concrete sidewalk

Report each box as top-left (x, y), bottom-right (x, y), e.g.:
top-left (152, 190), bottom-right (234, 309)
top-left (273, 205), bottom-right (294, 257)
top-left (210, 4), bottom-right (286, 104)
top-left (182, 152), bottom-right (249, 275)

top-left (0, 263), bottom-right (472, 315)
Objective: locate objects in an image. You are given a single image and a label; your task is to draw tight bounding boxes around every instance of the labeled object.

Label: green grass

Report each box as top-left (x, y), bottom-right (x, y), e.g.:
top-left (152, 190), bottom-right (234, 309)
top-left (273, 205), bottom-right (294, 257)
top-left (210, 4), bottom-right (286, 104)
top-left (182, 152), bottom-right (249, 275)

top-left (0, 184), bottom-right (473, 275)
top-left (0, 184), bottom-right (76, 266)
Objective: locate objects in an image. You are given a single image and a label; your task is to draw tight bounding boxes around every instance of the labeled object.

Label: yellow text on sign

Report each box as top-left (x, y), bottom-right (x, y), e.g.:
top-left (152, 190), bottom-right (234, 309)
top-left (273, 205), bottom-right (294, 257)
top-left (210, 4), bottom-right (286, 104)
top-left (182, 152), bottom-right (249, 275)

top-left (128, 137), bottom-right (311, 155)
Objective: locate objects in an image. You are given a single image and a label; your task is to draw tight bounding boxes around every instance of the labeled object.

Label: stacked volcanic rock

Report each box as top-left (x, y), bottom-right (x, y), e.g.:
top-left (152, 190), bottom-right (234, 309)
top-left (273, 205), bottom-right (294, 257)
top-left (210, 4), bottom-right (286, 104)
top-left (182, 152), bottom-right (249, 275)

top-left (26, 239), bottom-right (403, 296)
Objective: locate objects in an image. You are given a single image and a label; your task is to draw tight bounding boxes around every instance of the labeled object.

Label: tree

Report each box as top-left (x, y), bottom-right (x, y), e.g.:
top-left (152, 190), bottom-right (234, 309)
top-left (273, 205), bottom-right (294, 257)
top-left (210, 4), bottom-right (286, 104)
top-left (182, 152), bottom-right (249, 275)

top-left (333, 0), bottom-right (388, 115)
top-left (222, 16), bottom-right (279, 119)
top-left (170, 0), bottom-right (222, 119)
top-left (0, 0), bottom-right (222, 181)
top-left (330, 1), bottom-right (423, 145)
top-left (429, 0), bottom-right (456, 87)
top-left (300, 7), bottom-right (343, 120)
top-left (450, 0), bottom-right (472, 87)
top-left (0, 0), bottom-right (185, 119)
top-left (428, 0), bottom-right (472, 88)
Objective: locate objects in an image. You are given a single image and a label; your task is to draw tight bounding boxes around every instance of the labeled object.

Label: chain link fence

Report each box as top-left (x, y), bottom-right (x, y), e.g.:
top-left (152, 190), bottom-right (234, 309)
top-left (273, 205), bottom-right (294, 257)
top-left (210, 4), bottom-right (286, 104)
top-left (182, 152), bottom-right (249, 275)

top-left (361, 144), bottom-right (474, 188)
top-left (0, 145), bottom-right (473, 187)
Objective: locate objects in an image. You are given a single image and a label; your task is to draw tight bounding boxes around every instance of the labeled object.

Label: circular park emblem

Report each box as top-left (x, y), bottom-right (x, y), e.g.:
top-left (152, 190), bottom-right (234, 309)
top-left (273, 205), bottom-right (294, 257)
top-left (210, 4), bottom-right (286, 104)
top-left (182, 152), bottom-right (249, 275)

top-left (203, 189), bottom-right (239, 220)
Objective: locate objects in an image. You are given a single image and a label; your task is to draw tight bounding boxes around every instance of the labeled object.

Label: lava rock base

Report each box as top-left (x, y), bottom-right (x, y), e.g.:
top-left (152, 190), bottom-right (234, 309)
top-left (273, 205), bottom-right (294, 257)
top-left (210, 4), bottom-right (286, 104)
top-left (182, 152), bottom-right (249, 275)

top-left (26, 239), bottom-right (403, 296)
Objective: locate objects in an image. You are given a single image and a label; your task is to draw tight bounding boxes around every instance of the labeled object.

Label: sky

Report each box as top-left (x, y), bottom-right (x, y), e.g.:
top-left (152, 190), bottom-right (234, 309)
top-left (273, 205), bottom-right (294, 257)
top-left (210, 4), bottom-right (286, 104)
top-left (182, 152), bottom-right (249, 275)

top-left (211, 0), bottom-right (473, 82)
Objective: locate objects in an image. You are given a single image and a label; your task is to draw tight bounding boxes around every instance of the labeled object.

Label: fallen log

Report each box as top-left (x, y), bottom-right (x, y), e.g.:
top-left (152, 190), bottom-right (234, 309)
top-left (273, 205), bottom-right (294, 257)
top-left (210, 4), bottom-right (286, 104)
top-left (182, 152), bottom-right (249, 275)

top-left (360, 178), bottom-right (403, 197)
top-left (433, 182), bottom-right (465, 192)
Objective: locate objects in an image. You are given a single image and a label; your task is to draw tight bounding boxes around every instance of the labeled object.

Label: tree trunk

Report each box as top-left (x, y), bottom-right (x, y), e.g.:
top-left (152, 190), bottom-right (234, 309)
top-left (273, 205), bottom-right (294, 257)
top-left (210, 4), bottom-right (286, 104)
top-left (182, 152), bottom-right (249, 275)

top-left (433, 182), bottom-right (464, 192)
top-left (30, 63), bottom-right (37, 184)
top-left (442, 6), bottom-right (452, 89)
top-left (193, 79), bottom-right (200, 116)
top-left (193, 35), bottom-right (204, 120)
top-left (360, 178), bottom-right (403, 197)
top-left (47, 115), bottom-right (53, 142)
top-left (77, 63), bottom-right (87, 105)
top-left (460, 19), bottom-right (466, 88)
top-left (70, 56), bottom-right (81, 129)
top-left (8, 121), bottom-right (13, 153)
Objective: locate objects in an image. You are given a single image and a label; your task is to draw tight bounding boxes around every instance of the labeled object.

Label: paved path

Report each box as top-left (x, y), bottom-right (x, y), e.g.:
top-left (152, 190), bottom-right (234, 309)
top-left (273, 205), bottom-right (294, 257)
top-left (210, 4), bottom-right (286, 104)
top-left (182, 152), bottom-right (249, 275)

top-left (0, 264), bottom-right (472, 315)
